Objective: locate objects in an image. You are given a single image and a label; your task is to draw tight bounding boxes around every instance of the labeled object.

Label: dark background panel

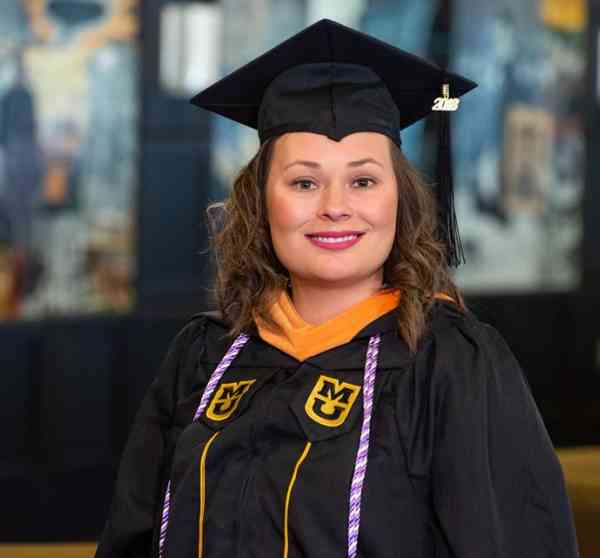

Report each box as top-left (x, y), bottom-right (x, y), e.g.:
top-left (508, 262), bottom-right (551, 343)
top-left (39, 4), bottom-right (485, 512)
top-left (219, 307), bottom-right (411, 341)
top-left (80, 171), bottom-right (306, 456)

top-left (0, 324), bottom-right (34, 472)
top-left (467, 293), bottom-right (600, 446)
top-left (136, 0), bottom-right (218, 315)
top-left (137, 140), bottom-right (214, 314)
top-left (0, 315), bottom-right (187, 542)
top-left (38, 318), bottom-right (113, 472)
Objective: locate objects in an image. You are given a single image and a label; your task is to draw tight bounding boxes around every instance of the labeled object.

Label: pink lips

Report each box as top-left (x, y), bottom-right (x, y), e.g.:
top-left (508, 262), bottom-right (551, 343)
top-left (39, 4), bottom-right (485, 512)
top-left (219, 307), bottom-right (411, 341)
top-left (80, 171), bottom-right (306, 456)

top-left (305, 231), bottom-right (364, 250)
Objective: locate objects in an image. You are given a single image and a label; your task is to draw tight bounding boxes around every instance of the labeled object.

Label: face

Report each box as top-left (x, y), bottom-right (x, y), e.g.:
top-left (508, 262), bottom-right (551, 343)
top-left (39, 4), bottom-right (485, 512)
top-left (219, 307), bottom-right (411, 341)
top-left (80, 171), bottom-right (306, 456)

top-left (265, 132), bottom-right (398, 290)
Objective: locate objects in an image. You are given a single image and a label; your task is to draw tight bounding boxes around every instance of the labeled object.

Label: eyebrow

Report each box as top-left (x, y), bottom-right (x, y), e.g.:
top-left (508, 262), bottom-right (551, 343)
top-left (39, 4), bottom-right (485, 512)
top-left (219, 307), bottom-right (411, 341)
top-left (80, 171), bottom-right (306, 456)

top-left (283, 157), bottom-right (383, 171)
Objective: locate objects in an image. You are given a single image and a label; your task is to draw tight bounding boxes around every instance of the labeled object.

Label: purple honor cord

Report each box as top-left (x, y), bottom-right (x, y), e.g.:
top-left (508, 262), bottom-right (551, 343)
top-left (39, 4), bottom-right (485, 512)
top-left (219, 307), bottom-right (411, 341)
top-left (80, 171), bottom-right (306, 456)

top-left (347, 334), bottom-right (381, 558)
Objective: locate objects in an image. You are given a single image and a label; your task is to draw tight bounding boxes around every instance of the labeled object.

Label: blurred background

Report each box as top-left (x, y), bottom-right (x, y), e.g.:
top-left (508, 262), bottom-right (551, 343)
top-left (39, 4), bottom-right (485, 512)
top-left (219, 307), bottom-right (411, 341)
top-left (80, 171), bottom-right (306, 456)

top-left (0, 0), bottom-right (598, 556)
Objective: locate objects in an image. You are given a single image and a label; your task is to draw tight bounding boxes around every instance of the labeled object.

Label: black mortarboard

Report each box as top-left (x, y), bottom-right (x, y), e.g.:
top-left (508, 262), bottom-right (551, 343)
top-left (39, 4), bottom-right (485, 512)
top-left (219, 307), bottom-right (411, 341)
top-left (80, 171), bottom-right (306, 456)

top-left (191, 19), bottom-right (477, 266)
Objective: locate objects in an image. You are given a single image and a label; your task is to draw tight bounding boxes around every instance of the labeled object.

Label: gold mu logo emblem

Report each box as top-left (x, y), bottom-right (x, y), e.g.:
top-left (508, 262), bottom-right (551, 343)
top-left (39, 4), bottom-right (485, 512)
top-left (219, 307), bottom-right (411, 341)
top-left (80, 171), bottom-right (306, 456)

top-left (304, 375), bottom-right (361, 427)
top-left (206, 380), bottom-right (256, 421)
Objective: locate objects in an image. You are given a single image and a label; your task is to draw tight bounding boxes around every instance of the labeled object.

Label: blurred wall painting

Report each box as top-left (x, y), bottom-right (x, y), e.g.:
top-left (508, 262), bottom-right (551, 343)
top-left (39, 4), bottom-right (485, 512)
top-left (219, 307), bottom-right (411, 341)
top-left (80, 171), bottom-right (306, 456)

top-left (0, 0), bottom-right (139, 319)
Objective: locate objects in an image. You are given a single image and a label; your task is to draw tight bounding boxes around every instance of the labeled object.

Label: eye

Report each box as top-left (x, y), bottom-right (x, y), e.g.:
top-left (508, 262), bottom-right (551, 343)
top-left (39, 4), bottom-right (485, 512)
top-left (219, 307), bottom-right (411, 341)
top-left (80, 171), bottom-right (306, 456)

top-left (292, 179), bottom-right (317, 191)
top-left (352, 177), bottom-right (376, 188)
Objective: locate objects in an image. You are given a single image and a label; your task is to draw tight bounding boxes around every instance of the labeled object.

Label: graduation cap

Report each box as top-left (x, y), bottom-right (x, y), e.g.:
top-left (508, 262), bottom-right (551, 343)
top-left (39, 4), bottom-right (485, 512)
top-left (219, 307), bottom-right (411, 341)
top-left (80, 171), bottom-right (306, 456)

top-left (191, 18), bottom-right (477, 267)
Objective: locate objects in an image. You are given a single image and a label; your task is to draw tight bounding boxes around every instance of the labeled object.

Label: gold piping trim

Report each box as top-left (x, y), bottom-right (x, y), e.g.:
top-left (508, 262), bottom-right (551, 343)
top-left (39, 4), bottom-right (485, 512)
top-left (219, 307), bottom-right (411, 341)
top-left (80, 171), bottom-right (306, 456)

top-left (283, 441), bottom-right (312, 558)
top-left (198, 431), bottom-right (220, 558)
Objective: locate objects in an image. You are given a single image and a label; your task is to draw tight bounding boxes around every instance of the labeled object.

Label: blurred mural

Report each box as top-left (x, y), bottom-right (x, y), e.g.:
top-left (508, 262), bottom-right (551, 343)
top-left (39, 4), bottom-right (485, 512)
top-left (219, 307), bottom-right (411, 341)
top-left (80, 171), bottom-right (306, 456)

top-left (0, 0), bottom-right (138, 319)
top-left (212, 0), bottom-right (586, 294)
top-left (451, 0), bottom-right (586, 292)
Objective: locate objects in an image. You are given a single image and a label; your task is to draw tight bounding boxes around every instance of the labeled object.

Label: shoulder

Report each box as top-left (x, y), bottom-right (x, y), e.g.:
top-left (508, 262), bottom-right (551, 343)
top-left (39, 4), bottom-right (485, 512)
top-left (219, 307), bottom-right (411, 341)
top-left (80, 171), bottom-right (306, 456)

top-left (169, 310), bottom-right (233, 362)
top-left (415, 300), bottom-right (521, 391)
top-left (168, 309), bottom-right (264, 373)
top-left (421, 299), bottom-right (492, 348)
top-left (154, 311), bottom-right (236, 402)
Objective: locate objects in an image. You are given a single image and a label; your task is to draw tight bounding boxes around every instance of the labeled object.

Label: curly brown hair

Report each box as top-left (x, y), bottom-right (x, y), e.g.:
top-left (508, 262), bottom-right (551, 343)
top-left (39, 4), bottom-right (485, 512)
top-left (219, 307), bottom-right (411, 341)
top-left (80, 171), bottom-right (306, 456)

top-left (208, 135), bottom-right (465, 353)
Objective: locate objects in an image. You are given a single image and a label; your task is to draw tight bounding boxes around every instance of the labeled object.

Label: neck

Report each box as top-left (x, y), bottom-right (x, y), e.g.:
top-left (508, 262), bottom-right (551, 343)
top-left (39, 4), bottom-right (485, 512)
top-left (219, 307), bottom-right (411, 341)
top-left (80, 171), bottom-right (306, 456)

top-left (289, 274), bottom-right (384, 325)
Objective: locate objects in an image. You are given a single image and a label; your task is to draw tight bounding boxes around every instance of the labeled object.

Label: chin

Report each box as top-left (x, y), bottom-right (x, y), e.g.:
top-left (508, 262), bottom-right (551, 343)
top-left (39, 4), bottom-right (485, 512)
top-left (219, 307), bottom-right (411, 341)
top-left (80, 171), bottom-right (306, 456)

top-left (295, 266), bottom-right (379, 287)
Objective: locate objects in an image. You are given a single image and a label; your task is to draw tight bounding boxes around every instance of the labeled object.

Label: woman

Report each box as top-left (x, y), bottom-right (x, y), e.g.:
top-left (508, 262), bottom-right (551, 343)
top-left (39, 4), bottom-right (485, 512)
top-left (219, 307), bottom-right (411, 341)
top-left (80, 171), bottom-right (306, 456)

top-left (96, 20), bottom-right (578, 558)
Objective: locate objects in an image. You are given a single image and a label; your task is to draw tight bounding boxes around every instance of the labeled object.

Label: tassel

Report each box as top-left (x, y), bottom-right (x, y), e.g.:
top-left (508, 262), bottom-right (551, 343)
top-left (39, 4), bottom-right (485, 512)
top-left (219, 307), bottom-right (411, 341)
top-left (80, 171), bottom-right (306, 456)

top-left (434, 83), bottom-right (465, 268)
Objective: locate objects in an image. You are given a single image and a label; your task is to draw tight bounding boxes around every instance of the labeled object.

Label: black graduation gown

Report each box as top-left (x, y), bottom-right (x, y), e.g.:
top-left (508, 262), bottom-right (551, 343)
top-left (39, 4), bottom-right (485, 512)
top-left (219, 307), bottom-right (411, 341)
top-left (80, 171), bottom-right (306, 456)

top-left (95, 301), bottom-right (579, 558)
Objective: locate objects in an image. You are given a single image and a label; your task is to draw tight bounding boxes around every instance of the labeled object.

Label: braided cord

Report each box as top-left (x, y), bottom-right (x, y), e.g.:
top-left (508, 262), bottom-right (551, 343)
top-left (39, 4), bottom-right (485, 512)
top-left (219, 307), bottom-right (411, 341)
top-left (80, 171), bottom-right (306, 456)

top-left (347, 334), bottom-right (381, 558)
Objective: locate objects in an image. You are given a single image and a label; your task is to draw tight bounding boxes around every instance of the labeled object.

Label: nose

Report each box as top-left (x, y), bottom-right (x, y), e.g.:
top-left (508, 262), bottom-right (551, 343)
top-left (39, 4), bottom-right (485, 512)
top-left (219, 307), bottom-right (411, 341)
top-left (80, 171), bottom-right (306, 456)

top-left (318, 183), bottom-right (352, 222)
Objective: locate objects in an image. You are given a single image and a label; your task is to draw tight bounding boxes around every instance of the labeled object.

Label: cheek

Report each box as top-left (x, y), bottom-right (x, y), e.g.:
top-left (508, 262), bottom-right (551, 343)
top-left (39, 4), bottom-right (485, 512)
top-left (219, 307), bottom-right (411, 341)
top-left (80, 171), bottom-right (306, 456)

top-left (366, 190), bottom-right (398, 235)
top-left (268, 193), bottom-right (291, 231)
top-left (267, 188), bottom-right (310, 242)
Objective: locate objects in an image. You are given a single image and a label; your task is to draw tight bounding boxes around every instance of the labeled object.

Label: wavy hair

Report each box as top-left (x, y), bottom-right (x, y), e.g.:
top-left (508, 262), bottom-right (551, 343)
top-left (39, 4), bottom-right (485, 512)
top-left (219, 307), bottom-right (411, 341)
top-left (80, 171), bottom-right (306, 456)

top-left (208, 136), bottom-right (465, 353)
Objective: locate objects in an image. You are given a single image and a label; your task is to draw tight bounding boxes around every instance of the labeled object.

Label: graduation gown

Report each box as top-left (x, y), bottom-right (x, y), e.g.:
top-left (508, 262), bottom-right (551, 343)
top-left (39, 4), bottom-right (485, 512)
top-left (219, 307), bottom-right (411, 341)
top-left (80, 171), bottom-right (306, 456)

top-left (95, 300), bottom-right (579, 558)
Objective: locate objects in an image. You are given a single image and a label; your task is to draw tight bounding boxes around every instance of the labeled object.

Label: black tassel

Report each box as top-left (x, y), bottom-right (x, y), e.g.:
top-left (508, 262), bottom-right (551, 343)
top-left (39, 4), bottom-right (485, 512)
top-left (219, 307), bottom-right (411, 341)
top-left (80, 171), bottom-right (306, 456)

top-left (436, 106), bottom-right (465, 268)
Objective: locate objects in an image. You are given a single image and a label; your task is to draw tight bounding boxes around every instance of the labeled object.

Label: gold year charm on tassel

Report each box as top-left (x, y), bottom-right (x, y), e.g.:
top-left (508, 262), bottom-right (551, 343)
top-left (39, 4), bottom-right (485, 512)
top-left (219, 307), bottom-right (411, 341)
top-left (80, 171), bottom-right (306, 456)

top-left (432, 83), bottom-right (460, 112)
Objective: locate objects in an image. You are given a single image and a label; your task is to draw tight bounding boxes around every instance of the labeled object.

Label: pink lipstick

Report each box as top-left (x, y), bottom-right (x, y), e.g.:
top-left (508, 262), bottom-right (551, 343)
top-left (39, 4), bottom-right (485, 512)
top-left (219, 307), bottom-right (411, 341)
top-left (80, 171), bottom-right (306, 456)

top-left (305, 231), bottom-right (364, 250)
